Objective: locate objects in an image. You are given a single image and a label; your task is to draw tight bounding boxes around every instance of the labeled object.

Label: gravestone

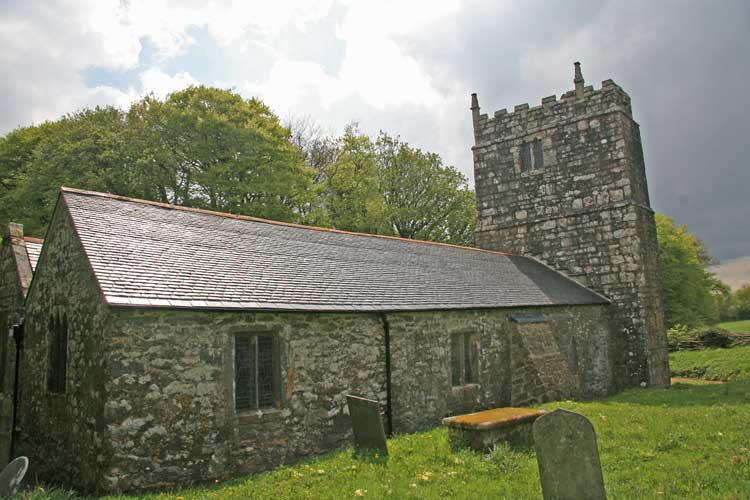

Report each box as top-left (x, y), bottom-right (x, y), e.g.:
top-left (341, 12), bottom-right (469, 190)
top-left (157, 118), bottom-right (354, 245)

top-left (533, 409), bottom-right (606, 500)
top-left (0, 456), bottom-right (28, 499)
top-left (346, 395), bottom-right (387, 453)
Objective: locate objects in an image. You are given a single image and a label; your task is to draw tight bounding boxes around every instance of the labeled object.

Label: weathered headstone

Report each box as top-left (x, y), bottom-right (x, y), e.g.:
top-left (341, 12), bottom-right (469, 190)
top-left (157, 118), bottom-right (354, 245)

top-left (533, 409), bottom-right (606, 500)
top-left (346, 395), bottom-right (387, 453)
top-left (0, 456), bottom-right (28, 499)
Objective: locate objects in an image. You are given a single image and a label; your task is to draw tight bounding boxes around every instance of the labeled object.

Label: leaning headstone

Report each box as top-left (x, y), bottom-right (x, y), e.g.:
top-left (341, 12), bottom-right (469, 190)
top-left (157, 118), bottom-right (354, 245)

top-left (0, 456), bottom-right (29, 499)
top-left (533, 409), bottom-right (606, 500)
top-left (346, 394), bottom-right (387, 453)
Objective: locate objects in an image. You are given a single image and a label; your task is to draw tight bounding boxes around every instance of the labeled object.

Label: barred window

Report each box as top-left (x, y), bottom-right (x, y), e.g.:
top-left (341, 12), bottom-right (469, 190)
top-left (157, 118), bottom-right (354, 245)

top-left (47, 313), bottom-right (68, 394)
top-left (533, 139), bottom-right (544, 170)
top-left (521, 142), bottom-right (532, 173)
top-left (451, 332), bottom-right (479, 386)
top-left (234, 334), bottom-right (279, 410)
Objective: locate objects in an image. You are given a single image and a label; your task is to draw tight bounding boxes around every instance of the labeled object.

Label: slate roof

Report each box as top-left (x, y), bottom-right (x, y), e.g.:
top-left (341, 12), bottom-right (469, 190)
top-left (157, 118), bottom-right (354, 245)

top-left (60, 187), bottom-right (609, 312)
top-left (24, 238), bottom-right (42, 272)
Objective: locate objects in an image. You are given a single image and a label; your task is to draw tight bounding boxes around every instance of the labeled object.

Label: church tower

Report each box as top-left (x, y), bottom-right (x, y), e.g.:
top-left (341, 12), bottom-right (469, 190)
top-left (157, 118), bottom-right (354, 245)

top-left (471, 63), bottom-right (669, 390)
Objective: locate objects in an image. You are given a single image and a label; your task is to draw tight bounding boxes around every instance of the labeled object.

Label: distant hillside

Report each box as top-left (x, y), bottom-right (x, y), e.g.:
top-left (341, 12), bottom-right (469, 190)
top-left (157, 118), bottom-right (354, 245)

top-left (710, 256), bottom-right (750, 290)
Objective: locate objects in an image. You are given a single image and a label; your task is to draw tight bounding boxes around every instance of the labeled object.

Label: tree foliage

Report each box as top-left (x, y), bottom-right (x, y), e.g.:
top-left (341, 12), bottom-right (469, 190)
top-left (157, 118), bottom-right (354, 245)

top-left (734, 284), bottom-right (750, 320)
top-left (655, 213), bottom-right (723, 327)
top-left (0, 88), bottom-right (476, 248)
top-left (294, 124), bottom-right (476, 245)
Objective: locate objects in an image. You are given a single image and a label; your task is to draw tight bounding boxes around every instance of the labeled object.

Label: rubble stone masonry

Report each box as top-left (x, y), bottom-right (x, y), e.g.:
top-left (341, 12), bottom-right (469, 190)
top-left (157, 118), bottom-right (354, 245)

top-left (471, 65), bottom-right (670, 390)
top-left (16, 202), bottom-right (614, 492)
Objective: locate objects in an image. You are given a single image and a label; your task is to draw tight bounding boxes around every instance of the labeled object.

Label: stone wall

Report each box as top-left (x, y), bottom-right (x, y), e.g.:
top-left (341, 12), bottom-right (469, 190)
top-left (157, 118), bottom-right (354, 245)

top-left (471, 70), bottom-right (670, 390)
top-left (387, 305), bottom-right (612, 433)
top-left (14, 200), bottom-right (616, 493)
top-left (16, 204), bottom-right (111, 492)
top-left (0, 225), bottom-right (29, 465)
top-left (101, 309), bottom-right (386, 492)
top-left (95, 303), bottom-right (609, 493)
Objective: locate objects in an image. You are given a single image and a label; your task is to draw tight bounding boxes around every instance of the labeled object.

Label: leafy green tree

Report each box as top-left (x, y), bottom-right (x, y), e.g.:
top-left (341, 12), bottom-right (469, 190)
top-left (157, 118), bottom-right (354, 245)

top-left (0, 87), bottom-right (312, 234)
top-left (734, 284), bottom-right (750, 320)
top-left (0, 107), bottom-right (128, 236)
top-left (291, 123), bottom-right (477, 245)
top-left (1, 88), bottom-right (476, 249)
top-left (656, 213), bottom-right (722, 327)
top-left (713, 279), bottom-right (737, 322)
top-left (376, 132), bottom-right (475, 246)
top-left (315, 125), bottom-right (389, 234)
top-left (129, 87), bottom-right (311, 221)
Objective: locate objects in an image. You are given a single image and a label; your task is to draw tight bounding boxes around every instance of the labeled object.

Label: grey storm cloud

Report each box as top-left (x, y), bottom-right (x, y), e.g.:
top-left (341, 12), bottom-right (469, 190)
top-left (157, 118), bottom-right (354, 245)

top-left (401, 0), bottom-right (750, 261)
top-left (0, 0), bottom-right (747, 262)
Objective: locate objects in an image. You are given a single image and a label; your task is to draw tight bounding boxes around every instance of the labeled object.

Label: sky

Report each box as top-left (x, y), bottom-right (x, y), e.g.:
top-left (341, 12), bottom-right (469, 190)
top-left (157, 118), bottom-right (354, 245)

top-left (0, 0), bottom-right (748, 262)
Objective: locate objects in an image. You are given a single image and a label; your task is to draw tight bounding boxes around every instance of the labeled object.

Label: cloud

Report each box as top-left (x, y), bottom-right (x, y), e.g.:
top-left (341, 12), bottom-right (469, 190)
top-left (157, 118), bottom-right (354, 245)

top-left (710, 257), bottom-right (750, 291)
top-left (138, 68), bottom-right (198, 99)
top-left (0, 0), bottom-right (747, 261)
top-left (0, 0), bottom-right (338, 130)
top-left (399, 0), bottom-right (750, 260)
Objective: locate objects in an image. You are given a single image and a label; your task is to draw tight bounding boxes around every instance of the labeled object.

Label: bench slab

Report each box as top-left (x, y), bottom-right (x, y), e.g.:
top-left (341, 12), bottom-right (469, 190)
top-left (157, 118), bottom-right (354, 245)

top-left (442, 407), bottom-right (545, 451)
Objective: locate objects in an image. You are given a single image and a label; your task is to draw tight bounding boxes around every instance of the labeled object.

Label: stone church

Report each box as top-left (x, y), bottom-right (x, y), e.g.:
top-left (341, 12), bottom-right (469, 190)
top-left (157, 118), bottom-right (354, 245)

top-left (0, 63), bottom-right (668, 493)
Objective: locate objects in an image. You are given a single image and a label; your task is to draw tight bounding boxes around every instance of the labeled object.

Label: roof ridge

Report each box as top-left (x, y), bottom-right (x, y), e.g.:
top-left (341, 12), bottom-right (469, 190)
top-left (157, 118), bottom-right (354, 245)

top-left (60, 186), bottom-right (513, 257)
top-left (23, 236), bottom-right (44, 244)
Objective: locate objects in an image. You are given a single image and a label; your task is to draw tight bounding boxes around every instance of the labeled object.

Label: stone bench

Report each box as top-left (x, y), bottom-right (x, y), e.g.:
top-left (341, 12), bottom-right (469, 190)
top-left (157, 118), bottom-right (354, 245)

top-left (442, 407), bottom-right (546, 451)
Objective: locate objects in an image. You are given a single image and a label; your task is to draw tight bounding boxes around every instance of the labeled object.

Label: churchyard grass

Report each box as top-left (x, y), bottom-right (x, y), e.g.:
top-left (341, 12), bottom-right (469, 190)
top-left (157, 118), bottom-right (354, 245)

top-left (670, 345), bottom-right (750, 381)
top-left (718, 319), bottom-right (750, 334)
top-left (21, 378), bottom-right (750, 500)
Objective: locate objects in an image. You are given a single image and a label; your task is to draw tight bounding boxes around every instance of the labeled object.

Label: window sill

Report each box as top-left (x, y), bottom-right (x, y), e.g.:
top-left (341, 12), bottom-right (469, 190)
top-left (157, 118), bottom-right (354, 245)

top-left (235, 407), bottom-right (288, 424)
top-left (520, 169), bottom-right (544, 177)
top-left (236, 406), bottom-right (283, 416)
top-left (451, 383), bottom-right (480, 391)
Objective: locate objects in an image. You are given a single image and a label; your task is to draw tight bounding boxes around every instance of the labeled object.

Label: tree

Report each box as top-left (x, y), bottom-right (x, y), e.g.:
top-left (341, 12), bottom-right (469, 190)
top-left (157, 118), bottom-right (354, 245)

top-left (285, 115), bottom-right (341, 223)
top-left (129, 87), bottom-right (312, 222)
top-left (316, 125), bottom-right (389, 234)
top-left (734, 284), bottom-right (750, 320)
top-left (0, 107), bottom-right (129, 236)
top-left (376, 132), bottom-right (475, 246)
top-left (655, 213), bottom-right (722, 327)
top-left (1, 90), bottom-right (476, 249)
top-left (288, 121), bottom-right (478, 245)
top-left (0, 87), bottom-right (313, 234)
top-left (713, 279), bottom-right (737, 322)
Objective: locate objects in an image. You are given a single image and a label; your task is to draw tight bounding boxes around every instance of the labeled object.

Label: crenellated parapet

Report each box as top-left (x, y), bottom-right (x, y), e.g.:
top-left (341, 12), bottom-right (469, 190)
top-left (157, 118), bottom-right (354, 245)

top-left (472, 77), bottom-right (632, 148)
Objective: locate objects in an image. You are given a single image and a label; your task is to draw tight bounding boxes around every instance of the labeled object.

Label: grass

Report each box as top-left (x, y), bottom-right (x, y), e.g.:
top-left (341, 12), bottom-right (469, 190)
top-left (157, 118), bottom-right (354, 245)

top-left (670, 345), bottom-right (750, 381)
top-left (718, 320), bottom-right (750, 334)
top-left (21, 378), bottom-right (750, 500)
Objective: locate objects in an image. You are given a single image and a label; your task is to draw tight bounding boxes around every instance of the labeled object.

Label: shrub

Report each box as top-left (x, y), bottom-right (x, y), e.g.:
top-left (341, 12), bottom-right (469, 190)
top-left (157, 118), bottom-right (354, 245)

top-left (698, 327), bottom-right (733, 348)
top-left (667, 324), bottom-right (733, 351)
top-left (667, 324), bottom-right (699, 350)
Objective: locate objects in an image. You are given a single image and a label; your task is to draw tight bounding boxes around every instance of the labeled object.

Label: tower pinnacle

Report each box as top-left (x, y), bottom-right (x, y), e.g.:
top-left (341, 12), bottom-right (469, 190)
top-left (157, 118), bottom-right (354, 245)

top-left (470, 93), bottom-right (481, 128)
top-left (574, 61), bottom-right (585, 98)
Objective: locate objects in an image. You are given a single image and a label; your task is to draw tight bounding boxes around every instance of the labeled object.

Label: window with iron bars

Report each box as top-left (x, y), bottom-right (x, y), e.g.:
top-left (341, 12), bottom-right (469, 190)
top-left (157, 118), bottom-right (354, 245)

top-left (234, 334), bottom-right (279, 410)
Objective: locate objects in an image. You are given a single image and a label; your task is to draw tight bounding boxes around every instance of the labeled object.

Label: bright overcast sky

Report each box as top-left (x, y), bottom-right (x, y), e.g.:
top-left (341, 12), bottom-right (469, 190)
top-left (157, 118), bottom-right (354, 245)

top-left (1, 0), bottom-right (748, 261)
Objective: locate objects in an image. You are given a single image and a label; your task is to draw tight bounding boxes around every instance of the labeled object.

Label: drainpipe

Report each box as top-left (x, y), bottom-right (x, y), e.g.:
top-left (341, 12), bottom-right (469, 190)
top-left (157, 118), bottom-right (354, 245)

top-left (9, 316), bottom-right (23, 458)
top-left (378, 313), bottom-right (393, 437)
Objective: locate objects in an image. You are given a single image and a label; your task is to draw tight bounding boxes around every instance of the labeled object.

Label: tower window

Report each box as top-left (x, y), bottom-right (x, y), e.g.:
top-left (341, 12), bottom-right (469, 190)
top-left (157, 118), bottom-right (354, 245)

top-left (521, 140), bottom-right (544, 172)
top-left (234, 334), bottom-right (280, 410)
top-left (521, 143), bottom-right (532, 173)
top-left (533, 139), bottom-right (544, 170)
